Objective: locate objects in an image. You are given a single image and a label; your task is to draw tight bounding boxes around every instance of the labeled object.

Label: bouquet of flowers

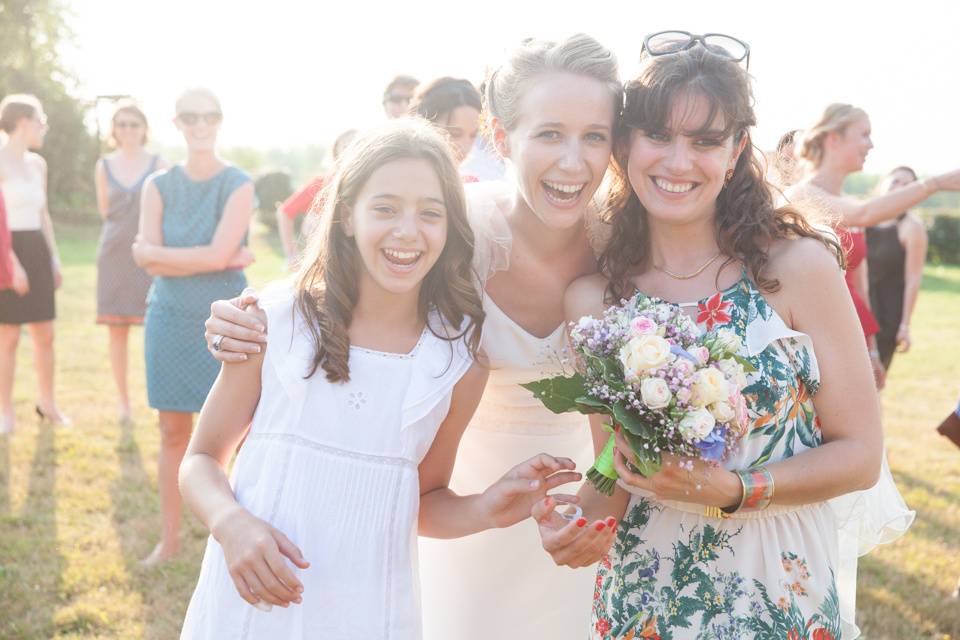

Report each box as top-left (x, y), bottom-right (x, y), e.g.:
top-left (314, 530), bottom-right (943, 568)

top-left (521, 293), bottom-right (755, 495)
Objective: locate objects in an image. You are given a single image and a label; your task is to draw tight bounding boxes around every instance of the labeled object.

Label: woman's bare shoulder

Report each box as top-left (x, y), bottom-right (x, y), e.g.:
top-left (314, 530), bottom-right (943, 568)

top-left (564, 273), bottom-right (611, 322)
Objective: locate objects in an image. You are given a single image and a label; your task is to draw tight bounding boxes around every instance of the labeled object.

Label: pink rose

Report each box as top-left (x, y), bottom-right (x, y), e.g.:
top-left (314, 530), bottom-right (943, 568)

top-left (630, 316), bottom-right (657, 336)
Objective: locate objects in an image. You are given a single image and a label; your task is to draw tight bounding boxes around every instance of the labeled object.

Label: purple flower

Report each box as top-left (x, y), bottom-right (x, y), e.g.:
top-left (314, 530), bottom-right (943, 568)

top-left (695, 425), bottom-right (729, 462)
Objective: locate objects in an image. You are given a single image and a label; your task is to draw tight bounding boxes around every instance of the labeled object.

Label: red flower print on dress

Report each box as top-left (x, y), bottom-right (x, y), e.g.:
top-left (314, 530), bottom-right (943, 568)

top-left (787, 629), bottom-right (801, 640)
top-left (595, 617), bottom-right (612, 636)
top-left (812, 629), bottom-right (835, 640)
top-left (697, 293), bottom-right (732, 331)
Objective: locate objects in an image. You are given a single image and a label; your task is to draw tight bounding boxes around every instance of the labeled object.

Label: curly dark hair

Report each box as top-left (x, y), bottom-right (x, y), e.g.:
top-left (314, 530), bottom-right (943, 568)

top-left (600, 46), bottom-right (843, 303)
top-left (294, 119), bottom-right (483, 382)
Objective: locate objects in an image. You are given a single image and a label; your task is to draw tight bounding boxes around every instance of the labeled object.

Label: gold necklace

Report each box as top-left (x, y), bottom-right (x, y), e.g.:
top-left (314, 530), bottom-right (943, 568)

top-left (654, 252), bottom-right (722, 280)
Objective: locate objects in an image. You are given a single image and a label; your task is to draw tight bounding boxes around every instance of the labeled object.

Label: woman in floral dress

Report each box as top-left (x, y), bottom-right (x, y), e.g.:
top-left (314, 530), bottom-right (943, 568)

top-left (537, 34), bottom-right (884, 639)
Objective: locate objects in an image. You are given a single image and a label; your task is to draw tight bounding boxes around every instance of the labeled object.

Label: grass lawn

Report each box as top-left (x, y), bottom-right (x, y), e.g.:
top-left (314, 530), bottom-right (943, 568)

top-left (1, 222), bottom-right (958, 639)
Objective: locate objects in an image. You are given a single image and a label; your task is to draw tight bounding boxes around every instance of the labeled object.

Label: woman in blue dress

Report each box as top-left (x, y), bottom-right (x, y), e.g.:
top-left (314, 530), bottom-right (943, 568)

top-left (133, 87), bottom-right (255, 566)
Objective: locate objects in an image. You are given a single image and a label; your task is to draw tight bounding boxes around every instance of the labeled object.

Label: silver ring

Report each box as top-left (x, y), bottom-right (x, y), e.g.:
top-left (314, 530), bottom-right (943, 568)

top-left (211, 334), bottom-right (224, 352)
top-left (550, 497), bottom-right (584, 522)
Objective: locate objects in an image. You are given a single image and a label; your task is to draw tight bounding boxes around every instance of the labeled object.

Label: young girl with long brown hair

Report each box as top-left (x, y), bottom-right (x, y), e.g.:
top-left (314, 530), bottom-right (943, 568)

top-left (178, 119), bottom-right (579, 639)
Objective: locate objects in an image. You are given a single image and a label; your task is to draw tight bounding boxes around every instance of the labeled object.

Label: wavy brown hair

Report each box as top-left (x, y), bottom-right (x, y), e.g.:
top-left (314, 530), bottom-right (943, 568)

top-left (600, 45), bottom-right (843, 302)
top-left (294, 118), bottom-right (483, 382)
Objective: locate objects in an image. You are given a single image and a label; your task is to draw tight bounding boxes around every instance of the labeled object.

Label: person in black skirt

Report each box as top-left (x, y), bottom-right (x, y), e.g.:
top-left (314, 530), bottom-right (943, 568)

top-left (866, 166), bottom-right (929, 372)
top-left (0, 94), bottom-right (71, 432)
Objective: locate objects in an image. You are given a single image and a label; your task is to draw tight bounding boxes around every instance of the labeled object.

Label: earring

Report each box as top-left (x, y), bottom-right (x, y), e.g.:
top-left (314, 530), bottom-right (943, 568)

top-left (724, 169), bottom-right (735, 186)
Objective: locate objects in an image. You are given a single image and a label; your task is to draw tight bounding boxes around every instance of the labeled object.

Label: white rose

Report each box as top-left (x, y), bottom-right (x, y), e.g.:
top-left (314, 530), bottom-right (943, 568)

top-left (678, 407), bottom-right (716, 442)
top-left (717, 358), bottom-right (747, 389)
top-left (692, 366), bottom-right (729, 407)
top-left (619, 334), bottom-right (672, 374)
top-left (640, 377), bottom-right (672, 409)
top-left (709, 400), bottom-right (736, 424)
top-left (715, 329), bottom-right (742, 355)
top-left (691, 346), bottom-right (711, 367)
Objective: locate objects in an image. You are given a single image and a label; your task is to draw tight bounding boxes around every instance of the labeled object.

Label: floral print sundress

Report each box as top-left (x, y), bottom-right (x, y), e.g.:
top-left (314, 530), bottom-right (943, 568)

top-left (591, 275), bottom-right (842, 640)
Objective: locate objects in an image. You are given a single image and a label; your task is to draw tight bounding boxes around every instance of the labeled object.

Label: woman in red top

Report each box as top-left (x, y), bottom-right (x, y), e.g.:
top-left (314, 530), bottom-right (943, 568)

top-left (275, 128), bottom-right (357, 270)
top-left (0, 190), bottom-right (13, 291)
top-left (837, 226), bottom-right (883, 384)
top-left (788, 103), bottom-right (960, 387)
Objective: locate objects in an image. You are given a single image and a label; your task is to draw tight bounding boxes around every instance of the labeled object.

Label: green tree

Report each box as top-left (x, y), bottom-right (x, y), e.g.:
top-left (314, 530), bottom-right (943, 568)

top-left (1, 0), bottom-right (98, 220)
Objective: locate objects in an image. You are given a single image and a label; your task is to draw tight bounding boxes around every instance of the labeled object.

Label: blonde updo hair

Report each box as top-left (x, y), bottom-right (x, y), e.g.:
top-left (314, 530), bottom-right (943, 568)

top-left (0, 94), bottom-right (43, 134)
top-left (483, 33), bottom-right (622, 138)
top-left (798, 103), bottom-right (868, 169)
top-left (174, 87), bottom-right (222, 115)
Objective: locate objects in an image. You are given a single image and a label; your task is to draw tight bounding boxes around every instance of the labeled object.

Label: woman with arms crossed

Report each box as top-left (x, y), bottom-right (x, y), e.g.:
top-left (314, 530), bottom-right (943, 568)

top-left (133, 87), bottom-right (255, 566)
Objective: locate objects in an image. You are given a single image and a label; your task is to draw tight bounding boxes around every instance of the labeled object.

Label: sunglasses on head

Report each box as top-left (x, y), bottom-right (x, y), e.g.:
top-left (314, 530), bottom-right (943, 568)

top-left (642, 30), bottom-right (750, 70)
top-left (177, 111), bottom-right (222, 126)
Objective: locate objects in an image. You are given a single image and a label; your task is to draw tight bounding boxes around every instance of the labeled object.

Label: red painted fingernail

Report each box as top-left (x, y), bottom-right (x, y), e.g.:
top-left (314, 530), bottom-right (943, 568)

top-left (595, 522), bottom-right (606, 531)
top-left (576, 518), bottom-right (587, 528)
top-left (606, 517), bottom-right (617, 527)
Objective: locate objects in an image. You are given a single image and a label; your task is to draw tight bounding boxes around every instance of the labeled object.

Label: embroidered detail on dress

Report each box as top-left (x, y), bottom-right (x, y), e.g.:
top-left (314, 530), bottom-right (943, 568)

top-left (246, 432), bottom-right (416, 468)
top-left (349, 327), bottom-right (429, 360)
top-left (348, 391), bottom-right (367, 410)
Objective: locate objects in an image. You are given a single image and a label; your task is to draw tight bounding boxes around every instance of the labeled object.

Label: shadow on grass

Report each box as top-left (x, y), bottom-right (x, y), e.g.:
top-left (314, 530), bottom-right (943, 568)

top-left (110, 416), bottom-right (164, 637)
top-left (919, 271), bottom-right (960, 295)
top-left (890, 470), bottom-right (960, 545)
top-left (110, 416), bottom-right (203, 639)
top-left (0, 423), bottom-right (64, 638)
top-left (858, 552), bottom-right (960, 639)
top-left (0, 436), bottom-right (8, 516)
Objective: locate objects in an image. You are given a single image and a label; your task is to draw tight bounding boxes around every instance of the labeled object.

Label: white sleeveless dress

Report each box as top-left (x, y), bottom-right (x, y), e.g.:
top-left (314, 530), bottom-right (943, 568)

top-left (418, 183), bottom-right (600, 639)
top-left (181, 283), bottom-right (475, 640)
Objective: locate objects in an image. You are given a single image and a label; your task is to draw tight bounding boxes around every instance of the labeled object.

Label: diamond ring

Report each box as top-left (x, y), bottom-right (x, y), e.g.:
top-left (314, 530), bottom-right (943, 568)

top-left (211, 334), bottom-right (225, 352)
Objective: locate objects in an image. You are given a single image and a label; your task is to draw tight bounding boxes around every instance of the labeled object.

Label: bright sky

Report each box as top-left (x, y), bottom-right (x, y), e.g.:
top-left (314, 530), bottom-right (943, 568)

top-left (65, 0), bottom-right (960, 174)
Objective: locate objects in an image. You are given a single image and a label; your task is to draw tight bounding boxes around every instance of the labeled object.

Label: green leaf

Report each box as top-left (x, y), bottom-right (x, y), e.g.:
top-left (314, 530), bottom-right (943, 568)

top-left (622, 430), bottom-right (662, 477)
top-left (611, 402), bottom-right (654, 439)
top-left (732, 354), bottom-right (758, 373)
top-left (520, 374), bottom-right (587, 414)
top-left (574, 396), bottom-right (611, 414)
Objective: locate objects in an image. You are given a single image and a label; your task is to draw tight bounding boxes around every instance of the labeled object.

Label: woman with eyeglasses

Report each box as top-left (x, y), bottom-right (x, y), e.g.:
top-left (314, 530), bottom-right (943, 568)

top-left (0, 94), bottom-right (71, 432)
top-left (534, 33), bottom-right (886, 639)
top-left (382, 74), bottom-right (420, 119)
top-left (94, 102), bottom-right (165, 423)
top-left (132, 87), bottom-right (255, 566)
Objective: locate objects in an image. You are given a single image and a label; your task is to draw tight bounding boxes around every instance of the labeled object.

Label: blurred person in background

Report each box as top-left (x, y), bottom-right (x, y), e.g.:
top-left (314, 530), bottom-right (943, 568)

top-left (382, 74), bottom-right (419, 119)
top-left (132, 87), bottom-right (255, 566)
top-left (865, 166), bottom-right (927, 372)
top-left (0, 93), bottom-right (71, 432)
top-left (410, 76), bottom-right (482, 170)
top-left (276, 128), bottom-right (358, 270)
top-left (789, 103), bottom-right (960, 388)
top-left (770, 128), bottom-right (801, 189)
top-left (94, 102), bottom-right (166, 423)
